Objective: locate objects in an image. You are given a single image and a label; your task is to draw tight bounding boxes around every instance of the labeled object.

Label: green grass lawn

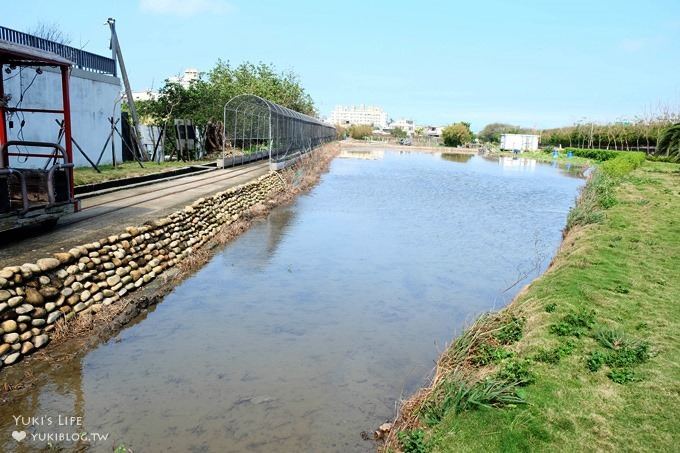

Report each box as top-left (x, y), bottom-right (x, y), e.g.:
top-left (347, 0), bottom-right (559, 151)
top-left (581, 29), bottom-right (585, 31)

top-left (73, 160), bottom-right (213, 186)
top-left (386, 160), bottom-right (680, 452)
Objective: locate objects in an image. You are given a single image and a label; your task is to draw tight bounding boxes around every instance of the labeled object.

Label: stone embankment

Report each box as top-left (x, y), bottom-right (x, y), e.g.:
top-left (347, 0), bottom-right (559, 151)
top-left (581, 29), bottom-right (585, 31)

top-left (0, 172), bottom-right (284, 370)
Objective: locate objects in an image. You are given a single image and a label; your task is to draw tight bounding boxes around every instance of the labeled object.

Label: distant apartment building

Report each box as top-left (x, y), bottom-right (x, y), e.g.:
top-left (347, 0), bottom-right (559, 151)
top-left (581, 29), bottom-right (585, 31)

top-left (168, 68), bottom-right (200, 88)
top-left (131, 68), bottom-right (200, 102)
top-left (329, 105), bottom-right (389, 129)
top-left (390, 119), bottom-right (415, 136)
top-left (422, 126), bottom-right (444, 137)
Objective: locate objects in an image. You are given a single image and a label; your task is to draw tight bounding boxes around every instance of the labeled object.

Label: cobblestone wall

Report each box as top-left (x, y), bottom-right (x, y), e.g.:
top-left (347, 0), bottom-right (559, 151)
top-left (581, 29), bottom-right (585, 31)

top-left (0, 172), bottom-right (284, 370)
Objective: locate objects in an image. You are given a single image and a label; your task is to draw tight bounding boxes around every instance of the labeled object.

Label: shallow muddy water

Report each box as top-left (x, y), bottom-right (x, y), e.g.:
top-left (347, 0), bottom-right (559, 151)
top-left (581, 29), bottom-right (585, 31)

top-left (1, 150), bottom-right (584, 452)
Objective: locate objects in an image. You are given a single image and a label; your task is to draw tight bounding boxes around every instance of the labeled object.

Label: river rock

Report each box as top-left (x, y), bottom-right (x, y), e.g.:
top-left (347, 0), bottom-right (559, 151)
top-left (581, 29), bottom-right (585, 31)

top-left (17, 315), bottom-right (30, 323)
top-left (3, 352), bottom-right (21, 365)
top-left (54, 252), bottom-right (74, 265)
top-left (0, 343), bottom-right (9, 356)
top-left (39, 286), bottom-right (60, 299)
top-left (39, 275), bottom-right (51, 285)
top-left (21, 341), bottom-right (34, 355)
top-left (80, 290), bottom-right (91, 302)
top-left (0, 302), bottom-right (6, 314)
top-left (33, 334), bottom-right (49, 348)
top-left (31, 318), bottom-right (46, 327)
top-left (19, 265), bottom-right (33, 278)
top-left (45, 302), bottom-right (56, 312)
top-left (68, 247), bottom-right (82, 259)
top-left (3, 333), bottom-right (19, 344)
top-left (67, 294), bottom-right (80, 306)
top-left (73, 302), bottom-right (87, 313)
top-left (115, 267), bottom-right (129, 277)
top-left (0, 268), bottom-right (13, 279)
top-left (47, 310), bottom-right (63, 324)
top-left (15, 304), bottom-right (34, 315)
top-left (1, 320), bottom-right (17, 333)
top-left (0, 289), bottom-right (10, 302)
top-left (20, 331), bottom-right (32, 341)
top-left (8, 296), bottom-right (23, 308)
top-left (37, 257), bottom-right (60, 272)
top-left (61, 287), bottom-right (73, 297)
top-left (25, 287), bottom-right (44, 305)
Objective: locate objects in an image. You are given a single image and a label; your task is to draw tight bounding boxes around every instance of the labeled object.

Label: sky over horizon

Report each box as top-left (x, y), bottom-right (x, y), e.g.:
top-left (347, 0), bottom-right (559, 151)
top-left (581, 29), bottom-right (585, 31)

top-left (3, 0), bottom-right (679, 131)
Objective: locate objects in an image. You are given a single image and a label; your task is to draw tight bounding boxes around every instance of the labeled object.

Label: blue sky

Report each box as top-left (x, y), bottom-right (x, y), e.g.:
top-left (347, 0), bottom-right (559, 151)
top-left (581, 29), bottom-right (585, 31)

top-left (3, 0), bottom-right (679, 131)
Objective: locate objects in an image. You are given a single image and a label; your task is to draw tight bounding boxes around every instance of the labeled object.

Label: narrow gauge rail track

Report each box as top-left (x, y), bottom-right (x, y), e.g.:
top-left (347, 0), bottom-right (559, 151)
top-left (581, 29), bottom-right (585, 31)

top-left (61, 161), bottom-right (270, 228)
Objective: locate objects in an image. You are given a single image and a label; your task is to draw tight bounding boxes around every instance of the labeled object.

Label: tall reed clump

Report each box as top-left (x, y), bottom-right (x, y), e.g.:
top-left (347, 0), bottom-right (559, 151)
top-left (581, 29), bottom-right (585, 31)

top-left (383, 311), bottom-right (530, 452)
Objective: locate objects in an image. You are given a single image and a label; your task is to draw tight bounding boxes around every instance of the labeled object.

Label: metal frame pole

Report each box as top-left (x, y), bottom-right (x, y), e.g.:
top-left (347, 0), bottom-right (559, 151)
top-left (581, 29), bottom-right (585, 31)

top-left (0, 71), bottom-right (8, 168)
top-left (60, 65), bottom-right (76, 207)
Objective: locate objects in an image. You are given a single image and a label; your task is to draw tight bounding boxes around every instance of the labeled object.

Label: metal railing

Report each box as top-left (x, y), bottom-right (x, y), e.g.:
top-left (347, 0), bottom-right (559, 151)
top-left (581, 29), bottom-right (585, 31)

top-left (223, 95), bottom-right (336, 166)
top-left (0, 26), bottom-right (116, 76)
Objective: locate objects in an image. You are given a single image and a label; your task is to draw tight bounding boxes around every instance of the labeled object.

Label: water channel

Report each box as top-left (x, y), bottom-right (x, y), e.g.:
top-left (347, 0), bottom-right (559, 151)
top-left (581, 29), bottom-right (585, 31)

top-left (1, 149), bottom-right (585, 452)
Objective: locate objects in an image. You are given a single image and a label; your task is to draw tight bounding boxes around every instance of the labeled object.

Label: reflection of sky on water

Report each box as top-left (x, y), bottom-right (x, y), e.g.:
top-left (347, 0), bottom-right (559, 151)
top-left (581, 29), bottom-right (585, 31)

top-left (1, 151), bottom-right (584, 453)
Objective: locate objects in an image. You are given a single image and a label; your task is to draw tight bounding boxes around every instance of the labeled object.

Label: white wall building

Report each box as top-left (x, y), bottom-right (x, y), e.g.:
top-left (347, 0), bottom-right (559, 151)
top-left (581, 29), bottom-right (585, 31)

top-left (422, 125), bottom-right (444, 137)
top-left (390, 119), bottom-right (415, 136)
top-left (3, 66), bottom-right (122, 168)
top-left (329, 105), bottom-right (389, 129)
top-left (168, 68), bottom-right (200, 88)
top-left (499, 134), bottom-right (540, 151)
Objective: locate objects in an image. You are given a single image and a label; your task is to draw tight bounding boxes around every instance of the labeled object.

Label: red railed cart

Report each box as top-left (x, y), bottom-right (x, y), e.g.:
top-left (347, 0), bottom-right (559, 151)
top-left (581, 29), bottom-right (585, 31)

top-left (0, 40), bottom-right (78, 233)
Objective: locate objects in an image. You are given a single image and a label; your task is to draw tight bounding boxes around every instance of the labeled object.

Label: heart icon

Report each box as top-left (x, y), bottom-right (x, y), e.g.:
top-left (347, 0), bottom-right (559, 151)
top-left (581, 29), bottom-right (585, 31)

top-left (12, 430), bottom-right (27, 442)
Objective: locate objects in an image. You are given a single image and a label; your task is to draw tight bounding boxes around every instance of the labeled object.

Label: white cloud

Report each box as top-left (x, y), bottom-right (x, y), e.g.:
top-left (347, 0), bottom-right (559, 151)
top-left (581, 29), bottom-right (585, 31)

top-left (140, 0), bottom-right (232, 16)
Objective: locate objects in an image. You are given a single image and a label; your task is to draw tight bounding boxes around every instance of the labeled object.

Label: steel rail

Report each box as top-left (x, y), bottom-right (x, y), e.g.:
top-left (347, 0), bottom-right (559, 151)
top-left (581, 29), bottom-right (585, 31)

top-left (59, 161), bottom-right (270, 228)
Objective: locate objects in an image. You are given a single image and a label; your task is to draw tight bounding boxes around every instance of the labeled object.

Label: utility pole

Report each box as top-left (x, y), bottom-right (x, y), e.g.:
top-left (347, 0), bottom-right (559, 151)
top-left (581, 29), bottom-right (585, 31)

top-left (107, 18), bottom-right (145, 167)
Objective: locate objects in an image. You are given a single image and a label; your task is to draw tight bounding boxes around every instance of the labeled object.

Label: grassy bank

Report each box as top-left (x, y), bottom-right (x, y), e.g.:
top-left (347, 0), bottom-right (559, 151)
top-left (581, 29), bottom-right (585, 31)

top-left (74, 160), bottom-right (213, 186)
top-left (383, 155), bottom-right (680, 452)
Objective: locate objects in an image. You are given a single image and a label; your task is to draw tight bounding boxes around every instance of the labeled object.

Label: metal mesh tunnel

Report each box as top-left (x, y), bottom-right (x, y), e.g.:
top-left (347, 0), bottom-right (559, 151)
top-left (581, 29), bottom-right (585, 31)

top-left (223, 94), bottom-right (336, 169)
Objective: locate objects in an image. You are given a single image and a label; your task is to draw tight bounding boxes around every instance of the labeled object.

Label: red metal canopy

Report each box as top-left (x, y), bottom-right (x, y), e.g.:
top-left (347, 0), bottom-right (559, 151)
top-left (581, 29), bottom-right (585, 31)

top-left (0, 39), bottom-right (73, 66)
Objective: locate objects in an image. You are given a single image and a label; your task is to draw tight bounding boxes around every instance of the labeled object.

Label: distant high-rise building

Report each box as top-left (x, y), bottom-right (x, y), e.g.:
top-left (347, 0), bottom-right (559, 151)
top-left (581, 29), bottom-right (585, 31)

top-left (329, 105), bottom-right (389, 129)
top-left (168, 68), bottom-right (200, 88)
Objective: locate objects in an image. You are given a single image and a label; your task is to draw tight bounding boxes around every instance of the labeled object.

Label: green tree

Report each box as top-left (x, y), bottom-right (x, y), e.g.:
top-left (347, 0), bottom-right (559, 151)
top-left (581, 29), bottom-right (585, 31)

top-left (657, 123), bottom-right (680, 160)
top-left (478, 123), bottom-right (519, 143)
top-left (442, 122), bottom-right (472, 147)
top-left (349, 124), bottom-right (373, 139)
top-left (391, 126), bottom-right (408, 139)
top-left (136, 60), bottom-right (317, 155)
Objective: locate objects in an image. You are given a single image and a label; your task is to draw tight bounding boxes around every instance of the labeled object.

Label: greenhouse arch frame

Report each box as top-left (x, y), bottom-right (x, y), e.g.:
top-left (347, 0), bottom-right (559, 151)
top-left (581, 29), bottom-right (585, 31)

top-left (222, 94), bottom-right (336, 169)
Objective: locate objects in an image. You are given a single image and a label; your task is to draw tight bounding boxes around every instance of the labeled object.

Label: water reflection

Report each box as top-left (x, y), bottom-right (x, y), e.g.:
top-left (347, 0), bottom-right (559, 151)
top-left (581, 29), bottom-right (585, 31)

top-left (1, 151), bottom-right (585, 452)
top-left (498, 156), bottom-right (537, 171)
top-left (440, 153), bottom-right (474, 164)
top-left (338, 149), bottom-right (385, 160)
